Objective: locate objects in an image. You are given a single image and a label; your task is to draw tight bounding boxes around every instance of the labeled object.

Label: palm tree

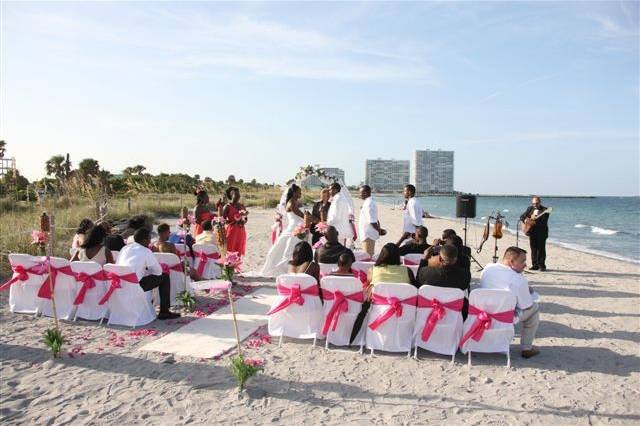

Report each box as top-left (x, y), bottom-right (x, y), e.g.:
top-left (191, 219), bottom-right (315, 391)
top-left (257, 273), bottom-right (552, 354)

top-left (78, 158), bottom-right (100, 178)
top-left (45, 155), bottom-right (65, 178)
top-left (62, 153), bottom-right (72, 178)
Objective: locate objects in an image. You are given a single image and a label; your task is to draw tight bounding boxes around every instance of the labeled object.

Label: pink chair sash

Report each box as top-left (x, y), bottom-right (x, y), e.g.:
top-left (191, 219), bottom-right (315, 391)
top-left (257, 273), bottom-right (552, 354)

top-left (352, 269), bottom-right (368, 287)
top-left (73, 270), bottom-right (107, 305)
top-left (175, 248), bottom-right (186, 259)
top-left (37, 263), bottom-right (75, 300)
top-left (98, 271), bottom-right (139, 305)
top-left (195, 251), bottom-right (221, 275)
top-left (267, 283), bottom-right (320, 315)
top-left (403, 259), bottom-right (419, 266)
top-left (458, 304), bottom-right (515, 347)
top-left (368, 293), bottom-right (418, 331)
top-left (416, 296), bottom-right (464, 342)
top-left (0, 263), bottom-right (48, 291)
top-left (160, 262), bottom-right (183, 274)
top-left (321, 289), bottom-right (364, 335)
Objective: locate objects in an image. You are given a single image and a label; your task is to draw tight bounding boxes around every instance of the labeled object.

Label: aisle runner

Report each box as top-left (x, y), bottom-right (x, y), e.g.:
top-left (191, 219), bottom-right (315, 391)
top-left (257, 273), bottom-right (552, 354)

top-left (142, 287), bottom-right (277, 358)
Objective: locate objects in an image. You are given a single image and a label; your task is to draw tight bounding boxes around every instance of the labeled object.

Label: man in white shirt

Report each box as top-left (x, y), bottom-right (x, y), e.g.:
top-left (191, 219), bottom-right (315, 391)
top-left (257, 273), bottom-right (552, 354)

top-left (479, 246), bottom-right (540, 358)
top-left (396, 184), bottom-right (424, 247)
top-left (358, 185), bottom-right (386, 256)
top-left (327, 182), bottom-right (353, 245)
top-left (117, 228), bottom-right (180, 319)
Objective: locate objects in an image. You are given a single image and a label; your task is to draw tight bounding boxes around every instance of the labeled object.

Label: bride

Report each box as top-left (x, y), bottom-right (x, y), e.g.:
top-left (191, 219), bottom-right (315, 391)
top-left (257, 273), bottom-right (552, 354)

top-left (260, 184), bottom-right (306, 277)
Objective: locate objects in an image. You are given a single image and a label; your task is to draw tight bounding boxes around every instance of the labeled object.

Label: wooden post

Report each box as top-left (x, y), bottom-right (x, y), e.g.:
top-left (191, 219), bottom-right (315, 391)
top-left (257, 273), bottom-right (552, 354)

top-left (47, 214), bottom-right (60, 330)
top-left (127, 197), bottom-right (131, 213)
top-left (227, 286), bottom-right (242, 357)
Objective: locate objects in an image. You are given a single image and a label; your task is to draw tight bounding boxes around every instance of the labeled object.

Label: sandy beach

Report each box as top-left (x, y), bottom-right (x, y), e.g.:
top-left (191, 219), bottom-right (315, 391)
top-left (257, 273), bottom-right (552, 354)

top-left (1, 198), bottom-right (639, 425)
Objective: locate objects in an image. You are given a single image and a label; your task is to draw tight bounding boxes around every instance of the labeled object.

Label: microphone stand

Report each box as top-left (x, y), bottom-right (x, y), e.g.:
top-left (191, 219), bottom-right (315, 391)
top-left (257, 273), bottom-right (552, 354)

top-left (462, 217), bottom-right (484, 271)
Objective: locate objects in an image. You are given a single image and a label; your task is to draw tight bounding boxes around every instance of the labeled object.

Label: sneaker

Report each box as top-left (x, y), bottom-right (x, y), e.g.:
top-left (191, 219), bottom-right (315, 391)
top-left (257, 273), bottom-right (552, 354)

top-left (158, 312), bottom-right (181, 320)
top-left (521, 348), bottom-right (540, 359)
top-left (529, 266), bottom-right (539, 271)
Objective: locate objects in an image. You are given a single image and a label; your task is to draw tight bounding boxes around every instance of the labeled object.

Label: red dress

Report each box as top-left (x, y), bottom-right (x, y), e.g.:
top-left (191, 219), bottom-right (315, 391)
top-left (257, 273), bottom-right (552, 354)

top-left (194, 211), bottom-right (214, 236)
top-left (224, 204), bottom-right (247, 256)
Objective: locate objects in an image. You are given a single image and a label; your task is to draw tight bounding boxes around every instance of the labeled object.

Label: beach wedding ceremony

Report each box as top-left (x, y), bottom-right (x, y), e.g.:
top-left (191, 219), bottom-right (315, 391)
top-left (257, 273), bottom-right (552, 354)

top-left (0, 1), bottom-right (638, 424)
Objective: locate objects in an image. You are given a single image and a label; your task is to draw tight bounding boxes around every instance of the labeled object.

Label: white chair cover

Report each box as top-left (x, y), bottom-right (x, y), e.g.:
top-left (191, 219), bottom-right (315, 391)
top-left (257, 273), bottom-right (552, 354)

top-left (153, 252), bottom-right (188, 305)
top-left (102, 264), bottom-right (156, 327)
top-left (268, 273), bottom-right (323, 340)
top-left (402, 253), bottom-right (423, 265)
top-left (39, 257), bottom-right (78, 321)
top-left (413, 285), bottom-right (464, 356)
top-left (366, 283), bottom-right (417, 353)
top-left (6, 254), bottom-right (47, 314)
top-left (111, 250), bottom-right (120, 262)
top-left (353, 250), bottom-right (373, 261)
top-left (318, 262), bottom-right (337, 277)
top-left (192, 243), bottom-right (221, 279)
top-left (320, 276), bottom-right (365, 347)
top-left (460, 289), bottom-right (516, 354)
top-left (70, 261), bottom-right (108, 321)
top-left (174, 243), bottom-right (188, 261)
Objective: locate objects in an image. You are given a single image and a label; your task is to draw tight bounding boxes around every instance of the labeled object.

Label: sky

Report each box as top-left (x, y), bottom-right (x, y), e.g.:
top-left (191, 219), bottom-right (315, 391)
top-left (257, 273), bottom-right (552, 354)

top-left (1, 1), bottom-right (638, 196)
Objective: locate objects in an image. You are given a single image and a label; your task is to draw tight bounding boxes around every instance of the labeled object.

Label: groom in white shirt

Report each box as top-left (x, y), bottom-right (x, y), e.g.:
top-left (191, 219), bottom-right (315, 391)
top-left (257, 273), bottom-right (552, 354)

top-left (327, 182), bottom-right (353, 246)
top-left (358, 185), bottom-right (386, 256)
top-left (396, 184), bottom-right (424, 247)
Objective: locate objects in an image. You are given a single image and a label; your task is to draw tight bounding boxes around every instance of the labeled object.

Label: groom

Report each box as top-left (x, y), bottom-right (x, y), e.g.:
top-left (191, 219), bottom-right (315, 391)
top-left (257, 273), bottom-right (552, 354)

top-left (326, 182), bottom-right (353, 246)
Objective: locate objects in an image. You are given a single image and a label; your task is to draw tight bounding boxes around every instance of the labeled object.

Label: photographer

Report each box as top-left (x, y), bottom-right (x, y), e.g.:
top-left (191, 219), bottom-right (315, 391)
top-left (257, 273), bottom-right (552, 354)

top-left (398, 226), bottom-right (430, 256)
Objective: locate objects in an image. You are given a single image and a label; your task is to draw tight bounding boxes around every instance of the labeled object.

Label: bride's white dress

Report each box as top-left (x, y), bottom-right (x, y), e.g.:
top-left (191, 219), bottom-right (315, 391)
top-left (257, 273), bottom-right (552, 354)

top-left (260, 211), bottom-right (305, 277)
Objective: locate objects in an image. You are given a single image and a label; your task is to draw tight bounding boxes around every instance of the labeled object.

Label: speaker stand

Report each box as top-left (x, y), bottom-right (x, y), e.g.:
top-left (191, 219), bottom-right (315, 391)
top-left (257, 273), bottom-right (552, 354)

top-left (462, 217), bottom-right (484, 271)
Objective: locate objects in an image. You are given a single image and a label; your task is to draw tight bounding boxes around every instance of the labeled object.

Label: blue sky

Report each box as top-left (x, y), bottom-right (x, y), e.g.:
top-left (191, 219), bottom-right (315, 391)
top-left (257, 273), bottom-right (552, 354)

top-left (1, 1), bottom-right (638, 196)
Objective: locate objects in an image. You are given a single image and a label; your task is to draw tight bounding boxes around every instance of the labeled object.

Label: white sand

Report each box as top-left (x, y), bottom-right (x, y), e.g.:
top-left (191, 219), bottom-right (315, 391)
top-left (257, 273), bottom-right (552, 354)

top-left (1, 198), bottom-right (639, 424)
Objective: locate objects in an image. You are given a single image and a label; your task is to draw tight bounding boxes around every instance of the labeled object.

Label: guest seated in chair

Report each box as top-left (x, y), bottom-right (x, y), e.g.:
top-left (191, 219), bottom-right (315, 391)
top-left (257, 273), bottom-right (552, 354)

top-left (71, 225), bottom-right (114, 266)
top-left (314, 226), bottom-right (355, 264)
top-left (398, 225), bottom-right (430, 256)
top-left (100, 220), bottom-right (125, 252)
top-left (444, 235), bottom-right (471, 271)
top-left (328, 253), bottom-right (356, 277)
top-left (72, 218), bottom-right (94, 249)
top-left (117, 228), bottom-right (181, 320)
top-left (154, 223), bottom-right (203, 281)
top-left (195, 220), bottom-right (216, 245)
top-left (417, 244), bottom-right (470, 318)
top-left (370, 243), bottom-right (417, 289)
top-left (479, 246), bottom-right (540, 359)
top-left (288, 241), bottom-right (320, 283)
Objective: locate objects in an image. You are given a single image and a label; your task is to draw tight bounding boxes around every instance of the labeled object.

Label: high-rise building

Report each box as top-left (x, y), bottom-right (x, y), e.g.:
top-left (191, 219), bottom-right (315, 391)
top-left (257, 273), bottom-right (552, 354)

top-left (365, 159), bottom-right (410, 192)
top-left (412, 149), bottom-right (454, 193)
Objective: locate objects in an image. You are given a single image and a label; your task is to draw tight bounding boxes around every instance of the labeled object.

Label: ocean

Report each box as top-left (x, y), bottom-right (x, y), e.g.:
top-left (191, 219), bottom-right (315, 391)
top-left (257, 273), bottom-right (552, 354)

top-left (375, 195), bottom-right (640, 263)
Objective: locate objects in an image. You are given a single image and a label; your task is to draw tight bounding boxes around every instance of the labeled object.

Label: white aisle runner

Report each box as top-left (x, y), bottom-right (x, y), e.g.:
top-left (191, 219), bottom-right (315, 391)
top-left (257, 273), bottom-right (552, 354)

top-left (142, 287), bottom-right (277, 358)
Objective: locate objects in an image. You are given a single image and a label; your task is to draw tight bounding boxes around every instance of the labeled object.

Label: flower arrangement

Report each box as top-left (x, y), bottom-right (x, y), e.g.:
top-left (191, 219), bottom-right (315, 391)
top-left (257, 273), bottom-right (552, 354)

top-left (31, 230), bottom-right (48, 246)
top-left (44, 327), bottom-right (65, 358)
top-left (229, 355), bottom-right (263, 391)
top-left (293, 223), bottom-right (309, 240)
top-left (315, 222), bottom-right (328, 234)
top-left (218, 252), bottom-right (242, 281)
top-left (312, 236), bottom-right (327, 250)
top-left (176, 290), bottom-right (196, 312)
top-left (234, 209), bottom-right (248, 225)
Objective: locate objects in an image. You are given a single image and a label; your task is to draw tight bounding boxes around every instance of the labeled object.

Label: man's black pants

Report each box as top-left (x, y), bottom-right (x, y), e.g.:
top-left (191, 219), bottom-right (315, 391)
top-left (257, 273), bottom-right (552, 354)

top-left (140, 273), bottom-right (171, 313)
top-left (529, 233), bottom-right (547, 268)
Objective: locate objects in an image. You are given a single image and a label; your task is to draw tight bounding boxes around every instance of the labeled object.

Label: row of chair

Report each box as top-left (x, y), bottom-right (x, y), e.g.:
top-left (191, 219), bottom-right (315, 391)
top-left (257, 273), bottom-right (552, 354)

top-left (267, 274), bottom-right (517, 366)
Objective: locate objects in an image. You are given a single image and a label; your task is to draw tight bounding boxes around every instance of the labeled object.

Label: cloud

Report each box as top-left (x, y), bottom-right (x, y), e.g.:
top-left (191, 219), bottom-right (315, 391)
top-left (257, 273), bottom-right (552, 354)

top-left (588, 13), bottom-right (639, 39)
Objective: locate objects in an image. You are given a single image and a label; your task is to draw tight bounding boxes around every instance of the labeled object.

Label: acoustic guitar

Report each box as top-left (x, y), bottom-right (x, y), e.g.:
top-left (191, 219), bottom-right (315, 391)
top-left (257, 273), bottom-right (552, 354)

top-left (522, 207), bottom-right (552, 236)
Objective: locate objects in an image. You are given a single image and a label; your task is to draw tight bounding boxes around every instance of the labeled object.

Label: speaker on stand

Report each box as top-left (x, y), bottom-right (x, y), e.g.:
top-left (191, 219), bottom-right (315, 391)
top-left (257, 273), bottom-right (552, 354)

top-left (455, 194), bottom-right (483, 270)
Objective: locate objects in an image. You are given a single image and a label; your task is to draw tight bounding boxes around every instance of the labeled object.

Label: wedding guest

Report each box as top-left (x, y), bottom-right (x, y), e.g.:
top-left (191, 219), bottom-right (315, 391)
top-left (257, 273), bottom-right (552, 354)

top-left (72, 218), bottom-right (94, 249)
top-left (70, 225), bottom-right (114, 265)
top-left (223, 186), bottom-right (247, 256)
top-left (193, 188), bottom-right (214, 236)
top-left (195, 220), bottom-right (215, 245)
top-left (288, 241), bottom-right (320, 284)
top-left (328, 252), bottom-right (356, 277)
top-left (124, 215), bottom-right (153, 244)
top-left (370, 243), bottom-right (417, 288)
top-left (314, 226), bottom-right (355, 264)
top-left (100, 220), bottom-right (125, 252)
top-left (398, 226), bottom-right (430, 256)
top-left (310, 188), bottom-right (331, 244)
top-left (445, 235), bottom-right (471, 269)
top-left (358, 185), bottom-right (386, 257)
top-left (153, 223), bottom-right (177, 254)
top-left (479, 246), bottom-right (540, 358)
top-left (396, 184), bottom-right (424, 247)
top-left (117, 228), bottom-right (180, 320)
top-left (327, 182), bottom-right (353, 245)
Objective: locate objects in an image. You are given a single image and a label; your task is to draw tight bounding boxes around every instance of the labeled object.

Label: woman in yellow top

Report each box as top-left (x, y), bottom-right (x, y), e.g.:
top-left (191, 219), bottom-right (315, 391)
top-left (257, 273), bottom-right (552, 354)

top-left (369, 243), bottom-right (417, 287)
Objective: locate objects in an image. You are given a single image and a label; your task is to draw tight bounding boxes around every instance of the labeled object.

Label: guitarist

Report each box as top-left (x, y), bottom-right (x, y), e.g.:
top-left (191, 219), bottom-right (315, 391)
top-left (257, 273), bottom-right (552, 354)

top-left (520, 196), bottom-right (549, 271)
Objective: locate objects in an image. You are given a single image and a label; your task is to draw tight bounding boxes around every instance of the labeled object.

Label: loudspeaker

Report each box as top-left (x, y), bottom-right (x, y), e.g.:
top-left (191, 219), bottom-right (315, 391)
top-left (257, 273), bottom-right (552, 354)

top-left (456, 194), bottom-right (476, 218)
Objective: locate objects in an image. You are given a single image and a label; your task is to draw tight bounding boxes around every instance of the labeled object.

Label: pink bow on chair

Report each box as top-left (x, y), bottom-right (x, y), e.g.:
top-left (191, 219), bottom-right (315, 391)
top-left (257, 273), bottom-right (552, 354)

top-left (0, 263), bottom-right (48, 291)
top-left (73, 270), bottom-right (107, 305)
top-left (321, 289), bottom-right (364, 335)
top-left (368, 294), bottom-right (418, 331)
top-left (416, 296), bottom-right (464, 342)
top-left (267, 283), bottom-right (319, 315)
top-left (98, 271), bottom-right (139, 305)
top-left (195, 251), bottom-right (221, 276)
top-left (160, 263), bottom-right (183, 274)
top-left (403, 259), bottom-right (419, 266)
top-left (458, 305), bottom-right (515, 348)
top-left (352, 269), bottom-right (368, 288)
top-left (37, 261), bottom-right (75, 300)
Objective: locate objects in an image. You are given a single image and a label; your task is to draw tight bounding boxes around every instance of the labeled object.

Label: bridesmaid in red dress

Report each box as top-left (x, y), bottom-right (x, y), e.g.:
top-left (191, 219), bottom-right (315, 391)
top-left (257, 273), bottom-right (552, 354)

top-left (223, 187), bottom-right (247, 256)
top-left (193, 189), bottom-right (215, 236)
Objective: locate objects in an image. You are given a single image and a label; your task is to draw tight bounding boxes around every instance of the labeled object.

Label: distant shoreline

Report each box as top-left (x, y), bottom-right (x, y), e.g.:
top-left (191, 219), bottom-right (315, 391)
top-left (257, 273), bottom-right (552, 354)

top-left (369, 192), bottom-right (600, 199)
